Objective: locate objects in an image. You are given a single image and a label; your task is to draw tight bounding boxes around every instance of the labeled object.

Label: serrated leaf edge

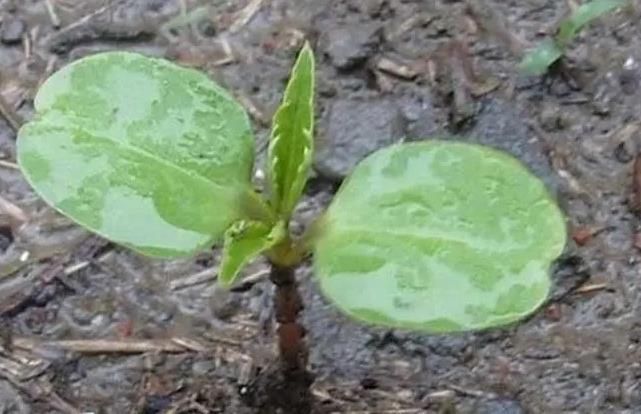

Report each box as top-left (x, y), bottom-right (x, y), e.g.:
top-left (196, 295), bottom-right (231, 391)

top-left (267, 42), bottom-right (315, 219)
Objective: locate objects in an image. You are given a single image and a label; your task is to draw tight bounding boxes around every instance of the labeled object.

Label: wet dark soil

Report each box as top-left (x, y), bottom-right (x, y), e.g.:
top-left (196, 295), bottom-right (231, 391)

top-left (2, 0), bottom-right (641, 413)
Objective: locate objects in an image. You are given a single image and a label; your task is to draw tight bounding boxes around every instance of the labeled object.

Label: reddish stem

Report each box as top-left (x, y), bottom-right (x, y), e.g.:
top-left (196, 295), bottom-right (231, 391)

top-left (269, 262), bottom-right (307, 373)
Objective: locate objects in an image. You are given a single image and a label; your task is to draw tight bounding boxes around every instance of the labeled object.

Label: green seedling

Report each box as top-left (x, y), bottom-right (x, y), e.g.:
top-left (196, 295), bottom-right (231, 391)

top-left (17, 45), bottom-right (566, 380)
top-left (520, 0), bottom-right (627, 75)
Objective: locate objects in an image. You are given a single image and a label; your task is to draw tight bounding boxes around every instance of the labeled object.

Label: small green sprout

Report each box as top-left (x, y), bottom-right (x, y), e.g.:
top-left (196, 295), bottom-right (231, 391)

top-left (520, 0), bottom-right (627, 75)
top-left (17, 44), bottom-right (566, 382)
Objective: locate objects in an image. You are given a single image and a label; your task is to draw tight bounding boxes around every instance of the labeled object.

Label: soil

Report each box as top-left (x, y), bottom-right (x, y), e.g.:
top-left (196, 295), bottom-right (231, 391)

top-left (1, 0), bottom-right (641, 413)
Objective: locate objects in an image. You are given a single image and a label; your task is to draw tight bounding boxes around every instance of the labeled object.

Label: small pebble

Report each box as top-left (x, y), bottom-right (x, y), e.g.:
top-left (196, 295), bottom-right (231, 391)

top-left (613, 141), bottom-right (634, 163)
top-left (0, 381), bottom-right (28, 412)
top-left (192, 359), bottom-right (217, 376)
top-left (197, 20), bottom-right (217, 37)
top-left (571, 228), bottom-right (593, 246)
top-left (0, 226), bottom-right (12, 252)
top-left (539, 104), bottom-right (565, 131)
top-left (315, 98), bottom-right (407, 180)
top-left (211, 288), bottom-right (242, 321)
top-left (620, 56), bottom-right (640, 95)
top-left (545, 304), bottom-right (562, 322)
top-left (321, 22), bottom-right (382, 70)
top-left (0, 18), bottom-right (25, 45)
top-left (360, 377), bottom-right (378, 389)
top-left (473, 398), bottom-right (525, 414)
top-left (142, 395), bottom-right (172, 414)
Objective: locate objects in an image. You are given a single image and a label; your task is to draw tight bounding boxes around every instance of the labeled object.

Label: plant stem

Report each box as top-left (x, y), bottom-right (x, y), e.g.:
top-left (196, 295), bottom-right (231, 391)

top-left (269, 262), bottom-right (307, 374)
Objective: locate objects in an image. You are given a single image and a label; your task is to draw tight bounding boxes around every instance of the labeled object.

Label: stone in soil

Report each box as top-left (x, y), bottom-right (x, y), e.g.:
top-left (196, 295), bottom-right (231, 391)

top-left (399, 88), bottom-right (442, 140)
top-left (473, 398), bottom-right (525, 414)
top-left (314, 98), bottom-right (407, 181)
top-left (0, 18), bottom-right (25, 45)
top-left (321, 22), bottom-right (382, 70)
top-left (620, 55), bottom-right (640, 95)
top-left (0, 226), bottom-right (12, 252)
top-left (463, 98), bottom-right (557, 189)
top-left (0, 380), bottom-right (29, 413)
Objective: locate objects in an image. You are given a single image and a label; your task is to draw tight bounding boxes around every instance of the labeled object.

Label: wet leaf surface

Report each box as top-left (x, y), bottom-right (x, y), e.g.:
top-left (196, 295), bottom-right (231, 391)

top-left (18, 52), bottom-right (257, 257)
top-left (314, 141), bottom-right (567, 332)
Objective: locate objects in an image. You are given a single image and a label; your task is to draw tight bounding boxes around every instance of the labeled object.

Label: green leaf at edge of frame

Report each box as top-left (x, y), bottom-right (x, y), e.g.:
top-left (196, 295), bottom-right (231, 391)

top-left (219, 220), bottom-right (286, 286)
top-left (268, 42), bottom-right (315, 220)
top-left (519, 38), bottom-right (564, 76)
top-left (557, 0), bottom-right (627, 44)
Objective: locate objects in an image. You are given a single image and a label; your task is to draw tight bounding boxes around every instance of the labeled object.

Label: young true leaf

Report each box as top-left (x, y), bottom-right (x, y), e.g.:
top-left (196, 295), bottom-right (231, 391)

top-left (519, 38), bottom-right (564, 76)
top-left (220, 220), bottom-right (286, 286)
top-left (520, 0), bottom-right (626, 75)
top-left (557, 0), bottom-right (627, 44)
top-left (313, 141), bottom-right (566, 332)
top-left (268, 42), bottom-right (315, 220)
top-left (18, 52), bottom-right (262, 257)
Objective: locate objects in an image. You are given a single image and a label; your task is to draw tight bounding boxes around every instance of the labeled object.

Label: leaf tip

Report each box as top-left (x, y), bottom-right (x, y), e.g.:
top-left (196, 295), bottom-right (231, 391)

top-left (297, 40), bottom-right (315, 70)
top-left (301, 40), bottom-right (313, 54)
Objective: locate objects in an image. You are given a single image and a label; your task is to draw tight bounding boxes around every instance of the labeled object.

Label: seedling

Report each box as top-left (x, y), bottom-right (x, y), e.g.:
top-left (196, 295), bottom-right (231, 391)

top-left (520, 0), bottom-right (627, 75)
top-left (17, 45), bottom-right (566, 386)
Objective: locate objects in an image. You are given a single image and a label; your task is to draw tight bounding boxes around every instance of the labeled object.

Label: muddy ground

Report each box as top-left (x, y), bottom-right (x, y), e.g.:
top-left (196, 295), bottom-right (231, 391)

top-left (1, 0), bottom-right (641, 413)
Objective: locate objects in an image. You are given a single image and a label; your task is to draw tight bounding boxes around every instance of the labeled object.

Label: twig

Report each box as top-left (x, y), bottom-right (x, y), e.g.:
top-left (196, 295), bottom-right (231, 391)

top-left (0, 196), bottom-right (28, 224)
top-left (0, 354), bottom-right (80, 414)
top-left (376, 57), bottom-right (417, 80)
top-left (45, 0), bottom-right (62, 28)
top-left (0, 160), bottom-right (19, 170)
top-left (229, 0), bottom-right (265, 33)
top-left (169, 267), bottom-right (217, 291)
top-left (13, 338), bottom-right (207, 354)
top-left (185, 401), bottom-right (209, 414)
top-left (47, 5), bottom-right (154, 53)
top-left (575, 282), bottom-right (611, 294)
top-left (422, 389), bottom-right (456, 401)
top-left (54, 5), bottom-right (107, 35)
top-left (62, 260), bottom-right (90, 276)
top-left (170, 337), bottom-right (209, 353)
top-left (368, 388), bottom-right (415, 405)
top-left (447, 383), bottom-right (497, 399)
top-left (211, 38), bottom-right (235, 66)
top-left (236, 93), bottom-right (269, 126)
top-left (0, 355), bottom-right (47, 381)
top-left (47, 391), bottom-right (82, 414)
top-left (230, 268), bottom-right (269, 292)
top-left (166, 393), bottom-right (209, 414)
top-left (23, 32), bottom-right (32, 60)
top-left (38, 56), bottom-right (58, 89)
top-left (0, 94), bottom-right (21, 133)
top-left (13, 379), bottom-right (80, 414)
top-left (202, 330), bottom-right (246, 347)
top-left (3, 376), bottom-right (81, 414)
